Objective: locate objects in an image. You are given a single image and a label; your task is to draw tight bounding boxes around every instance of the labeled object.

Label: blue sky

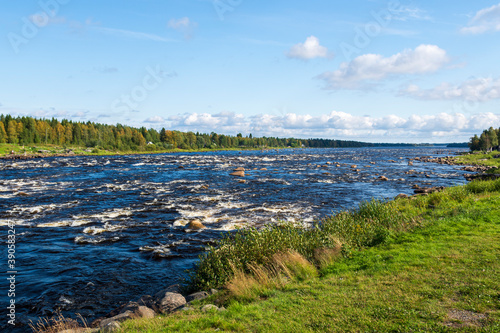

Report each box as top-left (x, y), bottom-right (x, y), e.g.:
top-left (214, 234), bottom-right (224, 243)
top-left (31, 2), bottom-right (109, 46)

top-left (1, 0), bottom-right (500, 142)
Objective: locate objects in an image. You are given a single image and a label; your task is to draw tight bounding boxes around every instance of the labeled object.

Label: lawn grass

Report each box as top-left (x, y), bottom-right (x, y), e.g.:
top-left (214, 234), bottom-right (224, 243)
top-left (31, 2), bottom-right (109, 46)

top-left (118, 179), bottom-right (500, 332)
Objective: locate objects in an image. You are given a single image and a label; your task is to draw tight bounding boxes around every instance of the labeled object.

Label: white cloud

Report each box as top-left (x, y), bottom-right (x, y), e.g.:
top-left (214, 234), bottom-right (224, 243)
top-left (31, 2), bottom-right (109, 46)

top-left (169, 112), bottom-right (246, 132)
top-left (286, 36), bottom-right (332, 60)
top-left (461, 3), bottom-right (500, 34)
top-left (401, 77), bottom-right (500, 102)
top-left (167, 17), bottom-right (197, 39)
top-left (318, 44), bottom-right (449, 90)
top-left (144, 116), bottom-right (166, 123)
top-left (160, 111), bottom-right (500, 143)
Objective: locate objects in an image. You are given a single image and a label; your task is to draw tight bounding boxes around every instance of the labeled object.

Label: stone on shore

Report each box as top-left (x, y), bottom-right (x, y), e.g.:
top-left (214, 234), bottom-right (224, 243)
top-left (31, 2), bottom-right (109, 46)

top-left (99, 312), bottom-right (133, 329)
top-left (186, 291), bottom-right (209, 303)
top-left (100, 321), bottom-right (121, 332)
top-left (395, 194), bottom-right (409, 200)
top-left (155, 291), bottom-right (186, 314)
top-left (202, 304), bottom-right (220, 312)
top-left (119, 302), bottom-right (156, 319)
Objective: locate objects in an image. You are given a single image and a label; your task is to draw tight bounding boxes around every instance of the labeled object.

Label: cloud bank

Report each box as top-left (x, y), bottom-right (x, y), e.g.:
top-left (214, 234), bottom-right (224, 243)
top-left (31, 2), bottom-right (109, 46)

top-left (401, 77), bottom-right (500, 102)
top-left (146, 111), bottom-right (500, 143)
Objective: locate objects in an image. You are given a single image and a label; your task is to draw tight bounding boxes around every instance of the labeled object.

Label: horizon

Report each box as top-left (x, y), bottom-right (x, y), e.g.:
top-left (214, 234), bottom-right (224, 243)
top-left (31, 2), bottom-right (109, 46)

top-left (1, 1), bottom-right (500, 143)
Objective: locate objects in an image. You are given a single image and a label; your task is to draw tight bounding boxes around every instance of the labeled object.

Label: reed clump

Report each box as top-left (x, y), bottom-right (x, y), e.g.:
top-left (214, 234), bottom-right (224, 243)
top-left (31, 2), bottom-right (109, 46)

top-left (189, 195), bottom-right (423, 291)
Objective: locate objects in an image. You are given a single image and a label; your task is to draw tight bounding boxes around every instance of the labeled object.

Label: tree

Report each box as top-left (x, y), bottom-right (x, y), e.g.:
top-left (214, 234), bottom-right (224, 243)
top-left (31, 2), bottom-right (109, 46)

top-left (7, 120), bottom-right (18, 144)
top-left (0, 122), bottom-right (7, 143)
top-left (469, 134), bottom-right (480, 151)
top-left (487, 127), bottom-right (498, 149)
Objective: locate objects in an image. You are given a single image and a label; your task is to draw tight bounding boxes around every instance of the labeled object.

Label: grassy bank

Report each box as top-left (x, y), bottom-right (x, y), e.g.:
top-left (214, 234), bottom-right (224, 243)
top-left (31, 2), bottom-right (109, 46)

top-left (454, 150), bottom-right (500, 168)
top-left (111, 177), bottom-right (500, 332)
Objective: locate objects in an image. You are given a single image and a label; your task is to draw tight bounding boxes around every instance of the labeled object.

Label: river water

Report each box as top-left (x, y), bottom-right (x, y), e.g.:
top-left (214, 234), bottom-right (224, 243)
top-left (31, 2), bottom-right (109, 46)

top-left (0, 147), bottom-right (469, 331)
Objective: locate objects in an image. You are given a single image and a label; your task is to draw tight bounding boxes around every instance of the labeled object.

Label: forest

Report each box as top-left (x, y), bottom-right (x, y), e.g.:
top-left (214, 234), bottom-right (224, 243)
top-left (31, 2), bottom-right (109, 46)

top-left (0, 114), bottom-right (424, 151)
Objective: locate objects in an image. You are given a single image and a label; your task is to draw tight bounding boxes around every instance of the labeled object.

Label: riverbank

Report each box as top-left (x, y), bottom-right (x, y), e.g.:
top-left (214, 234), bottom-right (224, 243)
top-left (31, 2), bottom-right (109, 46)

top-left (30, 152), bottom-right (500, 332)
top-left (0, 143), bottom-right (281, 159)
top-left (121, 180), bottom-right (500, 332)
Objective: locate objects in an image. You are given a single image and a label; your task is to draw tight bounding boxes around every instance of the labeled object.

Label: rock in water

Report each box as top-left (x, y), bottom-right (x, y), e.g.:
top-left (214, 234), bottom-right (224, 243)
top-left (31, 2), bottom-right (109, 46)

top-left (378, 176), bottom-right (389, 181)
top-left (234, 167), bottom-right (245, 171)
top-left (230, 170), bottom-right (245, 177)
top-left (187, 219), bottom-right (205, 230)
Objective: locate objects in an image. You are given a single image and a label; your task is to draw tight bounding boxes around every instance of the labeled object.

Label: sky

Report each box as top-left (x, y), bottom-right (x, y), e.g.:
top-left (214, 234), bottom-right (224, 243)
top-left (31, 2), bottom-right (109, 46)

top-left (1, 0), bottom-right (500, 143)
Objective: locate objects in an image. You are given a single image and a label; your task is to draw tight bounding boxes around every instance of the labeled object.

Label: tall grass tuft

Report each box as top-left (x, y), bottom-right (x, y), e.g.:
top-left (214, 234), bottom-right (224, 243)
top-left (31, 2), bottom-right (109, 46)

top-left (226, 250), bottom-right (318, 300)
top-left (271, 250), bottom-right (318, 282)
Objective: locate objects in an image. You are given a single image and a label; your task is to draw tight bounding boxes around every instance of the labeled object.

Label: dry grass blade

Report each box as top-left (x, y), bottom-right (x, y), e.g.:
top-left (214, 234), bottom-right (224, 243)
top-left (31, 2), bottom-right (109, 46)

top-left (29, 313), bottom-right (88, 333)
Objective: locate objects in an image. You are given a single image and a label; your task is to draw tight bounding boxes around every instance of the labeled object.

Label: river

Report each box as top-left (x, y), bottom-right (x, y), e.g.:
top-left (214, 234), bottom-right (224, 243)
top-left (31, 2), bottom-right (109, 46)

top-left (0, 147), bottom-right (470, 331)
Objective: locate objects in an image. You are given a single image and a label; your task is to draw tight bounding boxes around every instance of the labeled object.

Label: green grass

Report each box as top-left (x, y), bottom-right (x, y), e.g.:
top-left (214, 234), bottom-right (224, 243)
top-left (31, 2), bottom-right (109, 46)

top-left (454, 151), bottom-right (500, 167)
top-left (116, 179), bottom-right (500, 332)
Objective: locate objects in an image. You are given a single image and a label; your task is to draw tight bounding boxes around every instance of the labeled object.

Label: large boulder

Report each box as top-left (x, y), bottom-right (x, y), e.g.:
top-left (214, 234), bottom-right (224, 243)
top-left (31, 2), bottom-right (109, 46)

top-left (230, 170), bottom-right (245, 177)
top-left (234, 167), bottom-right (245, 171)
top-left (155, 291), bottom-right (186, 314)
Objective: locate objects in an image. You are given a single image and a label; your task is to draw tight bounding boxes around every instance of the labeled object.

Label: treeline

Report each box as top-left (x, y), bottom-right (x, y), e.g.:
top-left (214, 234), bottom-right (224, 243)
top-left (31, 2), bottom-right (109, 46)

top-left (469, 127), bottom-right (500, 151)
top-left (0, 115), bottom-right (331, 150)
top-left (0, 114), bottom-right (422, 151)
